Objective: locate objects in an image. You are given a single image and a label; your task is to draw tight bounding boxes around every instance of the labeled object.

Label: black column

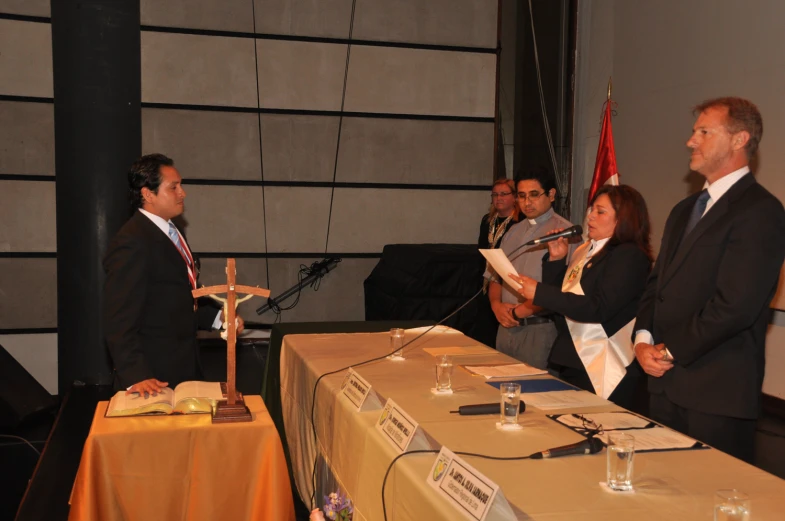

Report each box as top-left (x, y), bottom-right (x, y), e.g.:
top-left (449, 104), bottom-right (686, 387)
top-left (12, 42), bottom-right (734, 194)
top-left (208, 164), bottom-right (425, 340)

top-left (52, 1), bottom-right (141, 393)
top-left (513, 0), bottom-right (576, 217)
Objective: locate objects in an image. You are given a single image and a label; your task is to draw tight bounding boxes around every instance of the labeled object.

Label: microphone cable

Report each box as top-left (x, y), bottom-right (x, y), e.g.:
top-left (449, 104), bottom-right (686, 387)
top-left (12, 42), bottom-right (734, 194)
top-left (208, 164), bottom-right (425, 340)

top-left (250, 0), bottom-right (271, 290)
top-left (308, 285), bottom-right (486, 507)
top-left (380, 449), bottom-right (536, 521)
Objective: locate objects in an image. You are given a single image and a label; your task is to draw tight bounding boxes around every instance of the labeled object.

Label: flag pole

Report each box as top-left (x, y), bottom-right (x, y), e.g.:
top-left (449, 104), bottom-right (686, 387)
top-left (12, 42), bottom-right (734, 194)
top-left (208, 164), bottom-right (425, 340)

top-left (607, 77), bottom-right (612, 101)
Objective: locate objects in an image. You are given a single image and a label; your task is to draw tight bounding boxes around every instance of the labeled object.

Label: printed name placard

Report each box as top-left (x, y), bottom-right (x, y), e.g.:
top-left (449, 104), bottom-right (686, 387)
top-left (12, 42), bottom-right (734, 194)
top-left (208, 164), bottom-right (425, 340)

top-left (340, 368), bottom-right (373, 411)
top-left (427, 447), bottom-right (502, 521)
top-left (375, 399), bottom-right (420, 453)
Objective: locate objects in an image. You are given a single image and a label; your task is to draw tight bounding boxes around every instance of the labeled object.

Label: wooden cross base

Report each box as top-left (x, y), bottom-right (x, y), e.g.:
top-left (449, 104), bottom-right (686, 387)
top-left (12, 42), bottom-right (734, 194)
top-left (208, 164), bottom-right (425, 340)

top-left (212, 399), bottom-right (253, 424)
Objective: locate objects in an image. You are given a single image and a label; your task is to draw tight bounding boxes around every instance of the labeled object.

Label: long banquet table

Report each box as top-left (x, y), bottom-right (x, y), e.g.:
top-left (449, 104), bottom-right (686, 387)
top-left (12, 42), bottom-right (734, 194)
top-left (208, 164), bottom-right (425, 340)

top-left (280, 326), bottom-right (785, 520)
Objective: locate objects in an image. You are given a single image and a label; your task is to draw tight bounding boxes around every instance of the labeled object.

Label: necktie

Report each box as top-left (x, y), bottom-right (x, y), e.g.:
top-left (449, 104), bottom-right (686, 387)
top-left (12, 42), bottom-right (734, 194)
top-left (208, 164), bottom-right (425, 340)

top-left (683, 189), bottom-right (710, 237)
top-left (168, 223), bottom-right (190, 263)
top-left (168, 223), bottom-right (197, 291)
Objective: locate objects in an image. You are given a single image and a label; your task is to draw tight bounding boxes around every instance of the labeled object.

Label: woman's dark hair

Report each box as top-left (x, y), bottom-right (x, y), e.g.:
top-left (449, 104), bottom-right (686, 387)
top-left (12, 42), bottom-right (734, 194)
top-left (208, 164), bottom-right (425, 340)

top-left (591, 184), bottom-right (653, 263)
top-left (128, 153), bottom-right (174, 209)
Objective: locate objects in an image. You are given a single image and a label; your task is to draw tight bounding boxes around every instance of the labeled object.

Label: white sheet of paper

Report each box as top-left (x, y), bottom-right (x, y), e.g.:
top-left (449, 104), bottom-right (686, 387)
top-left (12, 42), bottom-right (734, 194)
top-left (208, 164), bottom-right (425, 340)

top-left (556, 412), bottom-right (652, 430)
top-left (404, 325), bottom-right (462, 335)
top-left (522, 390), bottom-right (609, 410)
top-left (462, 363), bottom-right (547, 379)
top-left (597, 427), bottom-right (698, 451)
top-left (480, 249), bottom-right (522, 290)
top-left (423, 346), bottom-right (490, 357)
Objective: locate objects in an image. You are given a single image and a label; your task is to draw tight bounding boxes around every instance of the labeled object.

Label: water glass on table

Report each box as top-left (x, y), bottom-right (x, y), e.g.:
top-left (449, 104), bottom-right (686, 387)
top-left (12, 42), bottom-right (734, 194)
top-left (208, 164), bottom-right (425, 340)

top-left (606, 432), bottom-right (634, 491)
top-left (714, 489), bottom-right (750, 521)
top-left (434, 355), bottom-right (454, 392)
top-left (388, 328), bottom-right (405, 360)
top-left (499, 383), bottom-right (521, 426)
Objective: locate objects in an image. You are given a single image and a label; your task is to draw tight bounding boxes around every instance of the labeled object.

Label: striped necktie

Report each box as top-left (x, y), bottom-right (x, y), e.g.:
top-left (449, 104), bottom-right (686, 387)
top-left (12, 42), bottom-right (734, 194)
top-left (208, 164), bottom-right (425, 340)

top-left (168, 223), bottom-right (190, 262)
top-left (168, 223), bottom-right (196, 290)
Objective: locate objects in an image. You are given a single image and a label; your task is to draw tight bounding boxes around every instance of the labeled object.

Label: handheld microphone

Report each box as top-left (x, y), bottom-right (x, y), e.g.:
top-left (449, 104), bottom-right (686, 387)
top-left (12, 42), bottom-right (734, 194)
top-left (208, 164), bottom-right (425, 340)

top-left (523, 225), bottom-right (583, 247)
top-left (529, 437), bottom-right (604, 459)
top-left (450, 401), bottom-right (526, 416)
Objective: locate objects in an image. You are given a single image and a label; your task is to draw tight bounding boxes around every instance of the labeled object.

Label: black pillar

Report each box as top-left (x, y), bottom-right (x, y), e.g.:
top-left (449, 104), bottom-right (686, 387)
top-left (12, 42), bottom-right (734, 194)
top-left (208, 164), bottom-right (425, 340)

top-left (52, 1), bottom-right (141, 393)
top-left (513, 0), bottom-right (576, 217)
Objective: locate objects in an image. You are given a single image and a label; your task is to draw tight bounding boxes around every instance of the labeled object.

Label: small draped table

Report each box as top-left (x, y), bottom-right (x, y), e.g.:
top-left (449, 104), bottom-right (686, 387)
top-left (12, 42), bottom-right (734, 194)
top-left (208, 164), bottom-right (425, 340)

top-left (68, 395), bottom-right (294, 521)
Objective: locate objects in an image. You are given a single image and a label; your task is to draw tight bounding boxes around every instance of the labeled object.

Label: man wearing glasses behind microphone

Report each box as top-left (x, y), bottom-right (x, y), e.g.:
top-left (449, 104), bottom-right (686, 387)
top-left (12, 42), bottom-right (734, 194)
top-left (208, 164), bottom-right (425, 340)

top-left (485, 169), bottom-right (575, 369)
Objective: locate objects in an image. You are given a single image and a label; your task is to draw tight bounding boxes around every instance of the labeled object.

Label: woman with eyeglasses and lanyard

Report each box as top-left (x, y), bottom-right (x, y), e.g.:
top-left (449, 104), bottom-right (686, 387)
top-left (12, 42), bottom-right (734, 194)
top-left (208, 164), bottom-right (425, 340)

top-left (510, 185), bottom-right (652, 411)
top-left (478, 178), bottom-right (520, 249)
top-left (475, 178), bottom-right (521, 347)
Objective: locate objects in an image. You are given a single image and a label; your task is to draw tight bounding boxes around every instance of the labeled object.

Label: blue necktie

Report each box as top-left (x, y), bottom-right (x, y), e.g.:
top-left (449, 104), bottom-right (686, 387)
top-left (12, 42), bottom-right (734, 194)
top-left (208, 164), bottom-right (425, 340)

top-left (168, 223), bottom-right (191, 266)
top-left (683, 189), bottom-right (710, 238)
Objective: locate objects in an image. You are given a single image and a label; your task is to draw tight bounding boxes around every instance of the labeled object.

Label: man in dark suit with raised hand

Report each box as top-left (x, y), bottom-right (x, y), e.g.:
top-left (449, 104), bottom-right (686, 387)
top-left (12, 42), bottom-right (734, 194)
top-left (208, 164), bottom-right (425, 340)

top-left (634, 97), bottom-right (785, 462)
top-left (103, 154), bottom-right (242, 396)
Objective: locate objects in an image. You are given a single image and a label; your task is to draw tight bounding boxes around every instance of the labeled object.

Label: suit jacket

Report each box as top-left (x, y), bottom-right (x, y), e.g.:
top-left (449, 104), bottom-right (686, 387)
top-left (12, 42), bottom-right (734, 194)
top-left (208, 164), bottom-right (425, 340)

top-left (534, 242), bottom-right (652, 370)
top-left (636, 174), bottom-right (785, 419)
top-left (103, 210), bottom-right (218, 389)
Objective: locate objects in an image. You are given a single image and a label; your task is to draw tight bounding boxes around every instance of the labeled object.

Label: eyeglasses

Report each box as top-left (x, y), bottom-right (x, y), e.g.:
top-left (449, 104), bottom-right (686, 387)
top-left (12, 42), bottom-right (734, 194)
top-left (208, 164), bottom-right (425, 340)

top-left (577, 415), bottom-right (603, 437)
top-left (517, 191), bottom-right (545, 202)
top-left (491, 191), bottom-right (513, 199)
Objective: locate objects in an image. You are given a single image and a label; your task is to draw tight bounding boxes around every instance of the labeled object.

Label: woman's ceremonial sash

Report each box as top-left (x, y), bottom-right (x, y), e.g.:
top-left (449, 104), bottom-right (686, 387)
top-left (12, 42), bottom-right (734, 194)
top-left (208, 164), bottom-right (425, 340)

top-left (561, 242), bottom-right (635, 399)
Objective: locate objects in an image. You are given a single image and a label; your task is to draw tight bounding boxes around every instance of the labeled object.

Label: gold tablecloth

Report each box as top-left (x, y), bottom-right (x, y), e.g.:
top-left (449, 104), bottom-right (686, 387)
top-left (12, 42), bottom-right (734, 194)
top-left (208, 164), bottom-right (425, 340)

top-left (69, 395), bottom-right (294, 521)
top-left (280, 327), bottom-right (785, 520)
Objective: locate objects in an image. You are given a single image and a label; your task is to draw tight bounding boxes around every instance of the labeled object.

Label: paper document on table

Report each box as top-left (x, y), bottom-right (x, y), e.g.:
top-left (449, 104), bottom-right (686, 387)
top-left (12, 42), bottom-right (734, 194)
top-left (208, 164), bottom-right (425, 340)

top-left (556, 412), bottom-right (652, 430)
top-left (480, 249), bottom-right (522, 290)
top-left (404, 325), bottom-right (462, 335)
top-left (523, 390), bottom-right (609, 410)
top-left (423, 346), bottom-right (490, 357)
top-left (462, 363), bottom-right (547, 379)
top-left (597, 426), bottom-right (699, 451)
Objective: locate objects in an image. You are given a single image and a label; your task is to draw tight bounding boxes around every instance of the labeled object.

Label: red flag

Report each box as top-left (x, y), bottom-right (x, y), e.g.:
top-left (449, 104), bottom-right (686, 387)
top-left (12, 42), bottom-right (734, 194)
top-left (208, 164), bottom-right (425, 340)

top-left (587, 100), bottom-right (619, 204)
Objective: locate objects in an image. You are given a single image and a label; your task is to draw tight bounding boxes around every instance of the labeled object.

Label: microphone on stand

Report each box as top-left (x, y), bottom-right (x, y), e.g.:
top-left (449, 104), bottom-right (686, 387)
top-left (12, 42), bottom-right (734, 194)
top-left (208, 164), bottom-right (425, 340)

top-left (523, 225), bottom-right (583, 247)
top-left (529, 437), bottom-right (604, 459)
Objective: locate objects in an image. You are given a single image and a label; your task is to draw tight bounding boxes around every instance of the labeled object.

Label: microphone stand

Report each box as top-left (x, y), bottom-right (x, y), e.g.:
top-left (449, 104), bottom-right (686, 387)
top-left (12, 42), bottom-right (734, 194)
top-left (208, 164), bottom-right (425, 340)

top-left (255, 257), bottom-right (341, 316)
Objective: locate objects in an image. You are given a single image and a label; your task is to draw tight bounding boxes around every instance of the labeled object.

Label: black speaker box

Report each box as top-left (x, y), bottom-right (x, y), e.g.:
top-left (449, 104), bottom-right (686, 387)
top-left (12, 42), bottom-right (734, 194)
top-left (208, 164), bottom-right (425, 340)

top-left (0, 343), bottom-right (58, 428)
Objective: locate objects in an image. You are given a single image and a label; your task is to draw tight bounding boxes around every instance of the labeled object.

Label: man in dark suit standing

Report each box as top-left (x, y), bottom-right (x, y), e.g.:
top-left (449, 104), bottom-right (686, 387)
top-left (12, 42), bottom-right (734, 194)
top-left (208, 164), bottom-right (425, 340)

top-left (634, 97), bottom-right (785, 462)
top-left (103, 154), bottom-right (243, 396)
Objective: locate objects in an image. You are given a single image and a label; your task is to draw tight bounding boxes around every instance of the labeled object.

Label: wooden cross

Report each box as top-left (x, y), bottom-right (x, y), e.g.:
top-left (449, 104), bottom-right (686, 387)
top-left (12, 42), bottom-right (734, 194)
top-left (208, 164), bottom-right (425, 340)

top-left (192, 258), bottom-right (270, 423)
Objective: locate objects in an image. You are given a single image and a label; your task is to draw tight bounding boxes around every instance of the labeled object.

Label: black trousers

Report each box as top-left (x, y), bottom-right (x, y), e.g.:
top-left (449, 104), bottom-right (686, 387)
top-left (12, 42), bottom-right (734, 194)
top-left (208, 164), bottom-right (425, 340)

top-left (648, 393), bottom-right (757, 463)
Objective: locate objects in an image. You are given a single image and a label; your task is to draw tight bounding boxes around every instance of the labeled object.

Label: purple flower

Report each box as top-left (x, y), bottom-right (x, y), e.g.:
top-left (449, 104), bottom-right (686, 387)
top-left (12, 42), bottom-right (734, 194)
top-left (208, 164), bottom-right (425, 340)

top-left (323, 491), bottom-right (353, 521)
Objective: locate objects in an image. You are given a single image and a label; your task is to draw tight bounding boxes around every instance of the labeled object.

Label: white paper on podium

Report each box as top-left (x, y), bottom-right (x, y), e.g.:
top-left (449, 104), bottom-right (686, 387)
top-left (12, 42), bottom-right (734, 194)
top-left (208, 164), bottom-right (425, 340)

top-left (480, 249), bottom-right (522, 290)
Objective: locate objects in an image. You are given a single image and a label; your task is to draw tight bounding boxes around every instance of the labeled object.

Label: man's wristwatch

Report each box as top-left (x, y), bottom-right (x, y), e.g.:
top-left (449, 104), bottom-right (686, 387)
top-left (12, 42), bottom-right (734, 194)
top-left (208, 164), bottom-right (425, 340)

top-left (511, 306), bottom-right (520, 321)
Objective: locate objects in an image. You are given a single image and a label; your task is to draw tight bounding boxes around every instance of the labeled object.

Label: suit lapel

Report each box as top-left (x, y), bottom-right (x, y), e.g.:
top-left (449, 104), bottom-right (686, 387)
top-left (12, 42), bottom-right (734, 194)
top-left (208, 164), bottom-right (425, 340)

top-left (133, 211), bottom-right (192, 283)
top-left (660, 174), bottom-right (755, 288)
top-left (583, 244), bottom-right (612, 274)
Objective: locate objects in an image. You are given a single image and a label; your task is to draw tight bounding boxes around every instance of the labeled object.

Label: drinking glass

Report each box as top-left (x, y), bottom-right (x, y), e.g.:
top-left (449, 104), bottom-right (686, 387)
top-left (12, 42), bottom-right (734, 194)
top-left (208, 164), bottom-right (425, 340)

top-left (435, 355), bottom-right (454, 392)
top-left (606, 432), bottom-right (634, 491)
top-left (388, 328), bottom-right (405, 359)
top-left (499, 383), bottom-right (521, 425)
top-left (714, 489), bottom-right (750, 521)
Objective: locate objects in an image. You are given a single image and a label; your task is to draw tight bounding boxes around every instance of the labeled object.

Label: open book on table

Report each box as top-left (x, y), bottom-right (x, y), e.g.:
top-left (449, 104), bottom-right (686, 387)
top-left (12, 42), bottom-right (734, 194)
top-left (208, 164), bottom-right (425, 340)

top-left (106, 381), bottom-right (226, 417)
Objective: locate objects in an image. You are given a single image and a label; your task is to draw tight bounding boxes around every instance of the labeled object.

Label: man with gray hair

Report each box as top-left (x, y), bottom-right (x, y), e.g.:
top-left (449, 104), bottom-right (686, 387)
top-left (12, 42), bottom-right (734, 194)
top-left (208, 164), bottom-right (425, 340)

top-left (634, 97), bottom-right (785, 462)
